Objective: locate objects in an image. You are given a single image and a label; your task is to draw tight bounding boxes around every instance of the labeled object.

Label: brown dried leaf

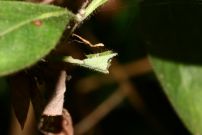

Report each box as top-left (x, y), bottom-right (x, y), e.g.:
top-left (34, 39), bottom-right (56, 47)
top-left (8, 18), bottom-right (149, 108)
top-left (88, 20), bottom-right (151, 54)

top-left (30, 79), bottom-right (45, 120)
top-left (10, 72), bottom-right (31, 129)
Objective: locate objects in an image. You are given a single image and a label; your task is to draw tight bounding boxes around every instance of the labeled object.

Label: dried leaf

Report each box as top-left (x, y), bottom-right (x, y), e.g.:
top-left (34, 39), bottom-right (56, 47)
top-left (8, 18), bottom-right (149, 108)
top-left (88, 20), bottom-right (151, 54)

top-left (30, 80), bottom-right (45, 120)
top-left (10, 72), bottom-right (31, 129)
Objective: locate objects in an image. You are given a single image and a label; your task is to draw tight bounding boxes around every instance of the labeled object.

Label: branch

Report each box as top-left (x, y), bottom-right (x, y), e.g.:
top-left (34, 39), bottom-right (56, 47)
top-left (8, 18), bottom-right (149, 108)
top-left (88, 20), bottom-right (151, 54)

top-left (42, 70), bottom-right (66, 116)
top-left (38, 70), bottom-right (73, 135)
top-left (74, 88), bottom-right (125, 135)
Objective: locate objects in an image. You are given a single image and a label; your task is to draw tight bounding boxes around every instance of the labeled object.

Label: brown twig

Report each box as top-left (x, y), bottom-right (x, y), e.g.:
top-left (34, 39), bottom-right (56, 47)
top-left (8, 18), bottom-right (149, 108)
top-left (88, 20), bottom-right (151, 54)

top-left (72, 33), bottom-right (104, 47)
top-left (74, 58), bottom-right (171, 135)
top-left (73, 58), bottom-right (150, 134)
top-left (74, 88), bottom-right (126, 135)
top-left (40, 0), bottom-right (55, 4)
top-left (75, 57), bottom-right (152, 93)
top-left (69, 0), bottom-right (90, 35)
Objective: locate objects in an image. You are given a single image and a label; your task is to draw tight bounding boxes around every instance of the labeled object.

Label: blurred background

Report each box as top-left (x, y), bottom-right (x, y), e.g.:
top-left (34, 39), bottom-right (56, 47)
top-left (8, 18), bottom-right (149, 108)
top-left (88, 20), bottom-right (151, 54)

top-left (0, 0), bottom-right (193, 134)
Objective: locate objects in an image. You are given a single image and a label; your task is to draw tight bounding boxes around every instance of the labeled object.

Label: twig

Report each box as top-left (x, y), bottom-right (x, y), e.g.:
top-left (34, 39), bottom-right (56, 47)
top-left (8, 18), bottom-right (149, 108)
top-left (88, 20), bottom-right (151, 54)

top-left (39, 70), bottom-right (74, 135)
top-left (75, 57), bottom-right (152, 93)
top-left (72, 33), bottom-right (104, 47)
top-left (75, 0), bottom-right (90, 22)
top-left (70, 0), bottom-right (107, 34)
top-left (74, 58), bottom-right (171, 135)
top-left (74, 88), bottom-right (126, 135)
top-left (74, 59), bottom-right (148, 134)
top-left (40, 0), bottom-right (55, 4)
top-left (42, 70), bottom-right (66, 116)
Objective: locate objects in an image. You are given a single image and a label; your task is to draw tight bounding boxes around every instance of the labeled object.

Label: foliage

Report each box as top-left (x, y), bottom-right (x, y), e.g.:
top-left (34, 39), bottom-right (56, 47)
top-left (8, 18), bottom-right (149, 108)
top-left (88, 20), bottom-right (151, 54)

top-left (2, 0), bottom-right (202, 135)
top-left (141, 1), bottom-right (202, 134)
top-left (0, 0), bottom-right (119, 134)
top-left (0, 1), bottom-right (73, 76)
top-left (64, 51), bottom-right (117, 73)
top-left (0, 0), bottom-right (113, 76)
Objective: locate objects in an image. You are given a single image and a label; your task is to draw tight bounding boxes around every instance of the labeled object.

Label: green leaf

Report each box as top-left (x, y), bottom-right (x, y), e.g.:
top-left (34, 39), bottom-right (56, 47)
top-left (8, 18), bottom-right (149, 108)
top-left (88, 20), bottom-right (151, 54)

top-left (150, 57), bottom-right (202, 134)
top-left (141, 3), bottom-right (202, 134)
top-left (0, 1), bottom-right (74, 76)
top-left (84, 0), bottom-right (107, 19)
top-left (64, 51), bottom-right (117, 73)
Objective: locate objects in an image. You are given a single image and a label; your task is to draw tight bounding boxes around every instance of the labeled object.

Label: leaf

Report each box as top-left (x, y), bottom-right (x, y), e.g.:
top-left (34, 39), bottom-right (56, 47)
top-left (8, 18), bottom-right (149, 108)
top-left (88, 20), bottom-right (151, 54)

top-left (84, 0), bottom-right (108, 20)
top-left (10, 72), bottom-right (32, 129)
top-left (150, 57), bottom-right (202, 135)
top-left (64, 51), bottom-right (117, 73)
top-left (141, 2), bottom-right (202, 134)
top-left (0, 1), bottom-right (74, 76)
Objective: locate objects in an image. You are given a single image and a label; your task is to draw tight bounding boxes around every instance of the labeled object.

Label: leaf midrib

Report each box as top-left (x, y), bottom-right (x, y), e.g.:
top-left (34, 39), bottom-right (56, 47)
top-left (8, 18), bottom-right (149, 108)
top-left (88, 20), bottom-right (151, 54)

top-left (0, 10), bottom-right (68, 37)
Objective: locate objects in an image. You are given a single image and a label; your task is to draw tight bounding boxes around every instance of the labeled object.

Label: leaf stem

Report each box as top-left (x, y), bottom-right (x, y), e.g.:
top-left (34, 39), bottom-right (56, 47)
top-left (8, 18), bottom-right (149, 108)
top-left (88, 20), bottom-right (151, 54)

top-left (0, 10), bottom-right (68, 37)
top-left (75, 0), bottom-right (108, 22)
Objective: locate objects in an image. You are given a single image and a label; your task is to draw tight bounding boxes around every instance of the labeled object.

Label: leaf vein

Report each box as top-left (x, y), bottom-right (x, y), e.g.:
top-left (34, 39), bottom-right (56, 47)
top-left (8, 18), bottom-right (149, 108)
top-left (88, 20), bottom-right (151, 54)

top-left (0, 10), bottom-right (67, 37)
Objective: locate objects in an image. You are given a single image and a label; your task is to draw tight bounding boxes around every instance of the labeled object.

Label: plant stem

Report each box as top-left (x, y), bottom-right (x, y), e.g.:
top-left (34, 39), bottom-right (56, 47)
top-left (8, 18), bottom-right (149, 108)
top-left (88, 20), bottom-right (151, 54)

top-left (42, 70), bottom-right (67, 116)
top-left (75, 0), bottom-right (108, 23)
